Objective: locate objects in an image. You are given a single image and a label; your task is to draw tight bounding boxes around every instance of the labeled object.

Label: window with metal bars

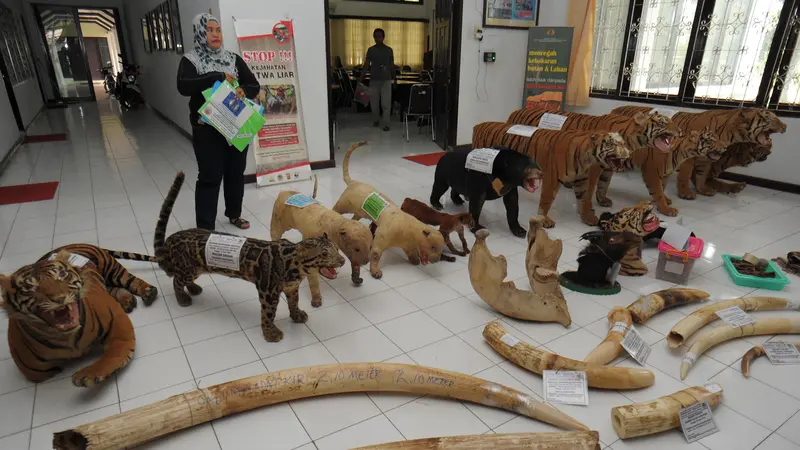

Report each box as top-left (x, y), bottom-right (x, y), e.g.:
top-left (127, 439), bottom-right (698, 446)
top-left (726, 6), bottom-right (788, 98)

top-left (0, 4), bottom-right (34, 86)
top-left (590, 0), bottom-right (800, 114)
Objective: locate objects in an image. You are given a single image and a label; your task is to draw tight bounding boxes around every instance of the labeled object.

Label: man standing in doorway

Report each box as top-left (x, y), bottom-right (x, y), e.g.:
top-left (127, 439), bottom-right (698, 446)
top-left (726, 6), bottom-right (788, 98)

top-left (360, 28), bottom-right (394, 131)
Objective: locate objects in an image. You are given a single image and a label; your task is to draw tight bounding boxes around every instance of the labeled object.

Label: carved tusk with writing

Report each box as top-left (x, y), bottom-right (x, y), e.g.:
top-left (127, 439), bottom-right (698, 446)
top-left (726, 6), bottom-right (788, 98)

top-left (626, 288), bottom-right (709, 324)
top-left (483, 322), bottom-right (654, 390)
top-left (741, 342), bottom-right (800, 377)
top-left (680, 316), bottom-right (800, 380)
top-left (469, 228), bottom-right (571, 326)
top-left (352, 431), bottom-right (602, 450)
top-left (667, 297), bottom-right (796, 348)
top-left (584, 307), bottom-right (632, 365)
top-left (611, 384), bottom-right (723, 439)
top-left (52, 363), bottom-right (588, 450)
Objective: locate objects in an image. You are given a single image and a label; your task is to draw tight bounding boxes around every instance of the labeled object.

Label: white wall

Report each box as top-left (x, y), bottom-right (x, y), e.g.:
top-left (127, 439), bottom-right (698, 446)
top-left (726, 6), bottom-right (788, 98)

top-left (329, 0), bottom-right (432, 20)
top-left (219, 0), bottom-right (332, 165)
top-left (123, 0), bottom-right (219, 134)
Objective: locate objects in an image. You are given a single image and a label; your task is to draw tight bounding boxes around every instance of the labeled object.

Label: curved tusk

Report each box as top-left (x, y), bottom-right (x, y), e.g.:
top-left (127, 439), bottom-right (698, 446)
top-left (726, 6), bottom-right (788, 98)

top-left (627, 288), bottom-right (709, 324)
top-left (469, 228), bottom-right (571, 326)
top-left (483, 322), bottom-right (654, 390)
top-left (667, 297), bottom-right (795, 348)
top-left (352, 431), bottom-right (602, 450)
top-left (52, 363), bottom-right (588, 450)
top-left (584, 307), bottom-right (632, 365)
top-left (611, 384), bottom-right (723, 439)
top-left (681, 316), bottom-right (800, 380)
top-left (741, 342), bottom-right (800, 377)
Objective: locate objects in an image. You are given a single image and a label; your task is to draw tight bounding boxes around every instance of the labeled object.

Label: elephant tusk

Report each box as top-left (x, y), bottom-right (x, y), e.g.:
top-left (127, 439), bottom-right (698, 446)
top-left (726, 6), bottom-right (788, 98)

top-left (611, 384), bottom-right (723, 439)
top-left (667, 297), bottom-right (796, 348)
top-left (681, 316), bottom-right (800, 380)
top-left (741, 342), bottom-right (800, 377)
top-left (584, 307), bottom-right (632, 365)
top-left (483, 322), bottom-right (654, 390)
top-left (351, 431), bottom-right (602, 449)
top-left (627, 288), bottom-right (709, 324)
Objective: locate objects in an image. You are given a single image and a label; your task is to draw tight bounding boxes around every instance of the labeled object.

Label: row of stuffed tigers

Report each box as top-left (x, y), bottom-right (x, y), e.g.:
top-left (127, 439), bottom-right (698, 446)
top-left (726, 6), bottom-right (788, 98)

top-left (472, 106), bottom-right (787, 229)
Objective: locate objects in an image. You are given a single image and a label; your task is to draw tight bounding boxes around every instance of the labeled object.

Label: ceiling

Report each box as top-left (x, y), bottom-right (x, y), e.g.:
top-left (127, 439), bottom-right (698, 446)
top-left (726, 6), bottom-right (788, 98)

top-left (40, 8), bottom-right (116, 33)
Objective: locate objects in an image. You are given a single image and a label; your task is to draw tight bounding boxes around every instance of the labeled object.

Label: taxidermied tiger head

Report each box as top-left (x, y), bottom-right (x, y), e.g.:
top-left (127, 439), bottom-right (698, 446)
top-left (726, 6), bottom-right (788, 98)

top-left (633, 111), bottom-right (681, 153)
top-left (598, 200), bottom-right (660, 236)
top-left (592, 132), bottom-right (632, 172)
top-left (738, 108), bottom-right (787, 146)
top-left (693, 129), bottom-right (729, 161)
top-left (294, 235), bottom-right (347, 280)
top-left (0, 252), bottom-right (88, 332)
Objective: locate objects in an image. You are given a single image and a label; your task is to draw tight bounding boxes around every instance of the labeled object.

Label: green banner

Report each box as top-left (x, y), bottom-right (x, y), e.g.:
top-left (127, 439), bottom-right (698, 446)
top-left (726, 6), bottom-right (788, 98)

top-left (523, 27), bottom-right (573, 111)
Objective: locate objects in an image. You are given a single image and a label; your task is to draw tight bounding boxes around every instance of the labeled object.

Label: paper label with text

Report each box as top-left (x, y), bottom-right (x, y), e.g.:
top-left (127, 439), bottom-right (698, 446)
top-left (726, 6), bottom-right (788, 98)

top-left (543, 370), bottom-right (588, 406)
top-left (205, 234), bottom-right (247, 271)
top-left (704, 383), bottom-right (722, 394)
top-left (715, 306), bottom-right (755, 328)
top-left (285, 194), bottom-right (318, 208)
top-left (665, 260), bottom-right (685, 274)
top-left (610, 321), bottom-right (629, 335)
top-left (539, 113), bottom-right (568, 130)
top-left (762, 341), bottom-right (800, 365)
top-left (500, 333), bottom-right (520, 347)
top-left (506, 125), bottom-right (539, 137)
top-left (50, 253), bottom-right (90, 268)
top-left (679, 401), bottom-right (719, 443)
top-left (465, 148), bottom-right (501, 174)
top-left (621, 326), bottom-right (651, 366)
top-left (361, 192), bottom-right (389, 222)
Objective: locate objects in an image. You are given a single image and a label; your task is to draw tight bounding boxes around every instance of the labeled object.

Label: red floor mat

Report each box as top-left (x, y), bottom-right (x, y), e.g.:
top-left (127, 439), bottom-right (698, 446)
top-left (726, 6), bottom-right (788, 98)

top-left (0, 181), bottom-right (59, 205)
top-left (24, 133), bottom-right (68, 143)
top-left (402, 151), bottom-right (446, 166)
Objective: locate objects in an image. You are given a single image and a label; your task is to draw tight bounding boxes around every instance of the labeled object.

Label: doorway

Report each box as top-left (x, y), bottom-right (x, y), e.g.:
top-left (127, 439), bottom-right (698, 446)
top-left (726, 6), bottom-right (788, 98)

top-left (32, 5), bottom-right (125, 102)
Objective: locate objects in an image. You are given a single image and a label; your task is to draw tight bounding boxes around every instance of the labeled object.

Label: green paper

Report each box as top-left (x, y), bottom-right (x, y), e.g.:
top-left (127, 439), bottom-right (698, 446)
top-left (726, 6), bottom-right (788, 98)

top-left (198, 81), bottom-right (265, 151)
top-left (362, 192), bottom-right (388, 222)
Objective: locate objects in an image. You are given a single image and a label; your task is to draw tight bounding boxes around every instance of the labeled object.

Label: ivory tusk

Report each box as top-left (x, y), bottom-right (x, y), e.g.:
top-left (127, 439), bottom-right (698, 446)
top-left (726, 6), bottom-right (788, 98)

top-left (52, 363), bottom-right (588, 449)
top-left (680, 316), bottom-right (800, 380)
top-left (667, 297), bottom-right (796, 348)
top-left (469, 228), bottom-right (571, 326)
top-left (611, 384), bottom-right (723, 439)
top-left (741, 342), bottom-right (800, 377)
top-left (584, 307), bottom-right (632, 365)
top-left (627, 288), bottom-right (709, 324)
top-left (351, 431), bottom-right (601, 449)
top-left (483, 322), bottom-right (654, 390)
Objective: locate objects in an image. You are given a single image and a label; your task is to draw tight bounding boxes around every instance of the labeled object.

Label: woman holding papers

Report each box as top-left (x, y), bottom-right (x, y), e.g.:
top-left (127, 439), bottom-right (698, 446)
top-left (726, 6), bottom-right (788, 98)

top-left (177, 13), bottom-right (259, 230)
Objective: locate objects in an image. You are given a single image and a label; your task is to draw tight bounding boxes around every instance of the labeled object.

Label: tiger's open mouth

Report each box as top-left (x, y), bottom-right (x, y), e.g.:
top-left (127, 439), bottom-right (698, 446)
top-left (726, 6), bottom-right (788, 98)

top-left (524, 176), bottom-right (541, 193)
top-left (643, 213), bottom-right (659, 233)
top-left (654, 135), bottom-right (673, 153)
top-left (40, 302), bottom-right (80, 331)
top-left (757, 132), bottom-right (771, 146)
top-left (605, 154), bottom-right (629, 172)
top-left (706, 148), bottom-right (725, 161)
top-left (419, 251), bottom-right (430, 265)
top-left (319, 267), bottom-right (338, 279)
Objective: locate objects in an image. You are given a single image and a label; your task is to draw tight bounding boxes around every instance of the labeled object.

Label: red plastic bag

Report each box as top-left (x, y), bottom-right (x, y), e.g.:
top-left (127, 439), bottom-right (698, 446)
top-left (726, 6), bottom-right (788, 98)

top-left (354, 83), bottom-right (370, 106)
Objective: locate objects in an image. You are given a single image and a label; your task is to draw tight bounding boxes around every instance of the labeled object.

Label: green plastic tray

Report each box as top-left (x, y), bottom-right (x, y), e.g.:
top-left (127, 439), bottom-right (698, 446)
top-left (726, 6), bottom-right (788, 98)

top-left (721, 254), bottom-right (790, 291)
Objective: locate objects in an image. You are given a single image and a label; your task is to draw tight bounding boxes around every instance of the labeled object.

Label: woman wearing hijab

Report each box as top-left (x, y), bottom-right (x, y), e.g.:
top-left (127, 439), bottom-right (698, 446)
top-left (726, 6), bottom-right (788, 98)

top-left (177, 13), bottom-right (259, 230)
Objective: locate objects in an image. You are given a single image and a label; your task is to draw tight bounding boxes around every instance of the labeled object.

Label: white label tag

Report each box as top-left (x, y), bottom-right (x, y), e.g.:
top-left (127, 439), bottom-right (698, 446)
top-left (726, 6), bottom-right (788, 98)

top-left (652, 107), bottom-right (679, 119)
top-left (665, 260), bottom-right (685, 274)
top-left (683, 351), bottom-right (697, 367)
top-left (786, 300), bottom-right (800, 310)
top-left (610, 321), bottom-right (629, 335)
top-left (679, 401), bottom-right (719, 443)
top-left (762, 342), bottom-right (800, 365)
top-left (205, 234), bottom-right (247, 271)
top-left (361, 192), bottom-right (389, 222)
top-left (465, 148), bottom-right (501, 174)
top-left (661, 224), bottom-right (691, 251)
top-left (500, 333), bottom-right (520, 347)
top-left (50, 253), bottom-right (90, 268)
top-left (606, 262), bottom-right (621, 283)
top-left (703, 383), bottom-right (722, 394)
top-left (543, 370), bottom-right (588, 406)
top-left (506, 125), bottom-right (539, 137)
top-left (285, 194), bottom-right (318, 208)
top-left (621, 326), bottom-right (652, 366)
top-left (539, 113), bottom-right (568, 130)
top-left (715, 306), bottom-right (755, 328)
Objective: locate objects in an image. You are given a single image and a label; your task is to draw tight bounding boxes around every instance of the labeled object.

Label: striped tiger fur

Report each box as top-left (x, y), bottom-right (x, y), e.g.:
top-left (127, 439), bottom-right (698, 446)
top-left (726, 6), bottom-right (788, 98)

top-left (506, 108), bottom-right (679, 225)
top-left (609, 106), bottom-right (786, 199)
top-left (472, 122), bottom-right (632, 228)
top-left (0, 251), bottom-right (136, 386)
top-left (596, 200), bottom-right (660, 276)
top-left (38, 244), bottom-right (159, 308)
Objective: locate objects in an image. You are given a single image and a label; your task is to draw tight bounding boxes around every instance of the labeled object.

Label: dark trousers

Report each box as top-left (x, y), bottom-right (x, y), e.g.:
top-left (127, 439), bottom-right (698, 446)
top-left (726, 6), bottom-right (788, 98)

top-left (192, 124), bottom-right (248, 230)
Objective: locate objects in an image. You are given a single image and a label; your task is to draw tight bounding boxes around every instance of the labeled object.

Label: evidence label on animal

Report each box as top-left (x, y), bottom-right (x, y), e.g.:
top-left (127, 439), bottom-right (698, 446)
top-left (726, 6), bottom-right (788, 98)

top-left (49, 252), bottom-right (90, 268)
top-left (465, 148), bottom-right (500, 174)
top-left (205, 234), bottom-right (247, 271)
top-left (285, 194), bottom-right (318, 208)
top-left (539, 113), bottom-right (568, 130)
top-left (506, 125), bottom-right (539, 137)
top-left (362, 192), bottom-right (389, 222)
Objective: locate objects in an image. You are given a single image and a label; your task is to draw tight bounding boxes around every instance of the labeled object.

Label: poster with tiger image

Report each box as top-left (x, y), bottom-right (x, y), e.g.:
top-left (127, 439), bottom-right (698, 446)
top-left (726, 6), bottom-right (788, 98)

top-left (234, 19), bottom-right (311, 187)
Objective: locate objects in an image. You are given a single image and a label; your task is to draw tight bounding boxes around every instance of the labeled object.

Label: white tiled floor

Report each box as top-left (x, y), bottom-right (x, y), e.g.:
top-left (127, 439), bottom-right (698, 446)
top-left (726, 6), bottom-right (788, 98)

top-left (2, 102), bottom-right (800, 450)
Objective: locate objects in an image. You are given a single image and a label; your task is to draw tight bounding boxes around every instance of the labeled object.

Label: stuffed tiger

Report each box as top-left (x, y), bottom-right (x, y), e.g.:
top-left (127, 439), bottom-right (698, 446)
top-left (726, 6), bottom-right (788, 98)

top-left (506, 108), bottom-right (680, 224)
top-left (38, 244), bottom-right (159, 310)
top-left (0, 251), bottom-right (136, 386)
top-left (596, 200), bottom-right (660, 276)
top-left (609, 106), bottom-right (787, 199)
top-left (472, 122), bottom-right (631, 228)
top-left (691, 142), bottom-right (772, 196)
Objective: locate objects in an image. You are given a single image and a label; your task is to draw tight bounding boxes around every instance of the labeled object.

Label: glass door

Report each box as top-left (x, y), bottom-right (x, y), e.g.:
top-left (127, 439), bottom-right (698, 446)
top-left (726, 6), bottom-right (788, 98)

top-left (35, 5), bottom-right (94, 101)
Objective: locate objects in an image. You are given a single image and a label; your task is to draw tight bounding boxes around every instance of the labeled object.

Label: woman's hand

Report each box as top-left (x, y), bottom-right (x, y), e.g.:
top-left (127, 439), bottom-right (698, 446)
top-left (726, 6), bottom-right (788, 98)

top-left (236, 87), bottom-right (246, 99)
top-left (225, 72), bottom-right (236, 85)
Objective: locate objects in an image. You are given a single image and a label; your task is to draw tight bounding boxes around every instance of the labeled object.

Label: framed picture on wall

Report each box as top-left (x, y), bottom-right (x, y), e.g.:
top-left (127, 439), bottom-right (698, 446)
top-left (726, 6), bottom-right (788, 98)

top-left (483, 0), bottom-right (539, 29)
top-left (141, 17), bottom-right (151, 53)
top-left (169, 0), bottom-right (183, 54)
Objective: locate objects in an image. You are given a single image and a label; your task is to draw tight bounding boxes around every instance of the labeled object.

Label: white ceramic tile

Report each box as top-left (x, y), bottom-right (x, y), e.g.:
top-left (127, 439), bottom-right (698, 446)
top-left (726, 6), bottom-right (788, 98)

top-left (215, 278), bottom-right (259, 304)
top-left (323, 326), bottom-right (403, 363)
top-left (184, 331), bottom-right (259, 378)
top-left (132, 320), bottom-right (181, 359)
top-left (711, 367), bottom-right (800, 430)
top-left (349, 289), bottom-right (419, 324)
top-left (166, 285), bottom-right (228, 319)
top-left (290, 393), bottom-right (381, 439)
top-left (778, 411), bottom-right (800, 445)
top-left (327, 271), bottom-right (391, 301)
top-left (0, 358), bottom-right (35, 396)
top-left (385, 397), bottom-right (489, 439)
top-left (545, 328), bottom-right (604, 361)
top-left (120, 381), bottom-right (197, 411)
top-left (611, 431), bottom-right (706, 450)
top-left (408, 335), bottom-right (494, 375)
top-left (173, 306), bottom-right (241, 345)
top-left (116, 347), bottom-right (193, 401)
top-left (424, 296), bottom-right (498, 333)
top-left (378, 311), bottom-right (453, 352)
top-left (378, 260), bottom-right (432, 288)
top-left (306, 303), bottom-right (371, 340)
top-left (757, 434), bottom-right (800, 450)
top-left (136, 424), bottom-right (221, 450)
top-left (263, 342), bottom-right (337, 372)
top-left (698, 405), bottom-right (771, 450)
top-left (245, 320), bottom-right (320, 359)
top-left (213, 403), bottom-right (310, 450)
top-left (315, 414), bottom-right (404, 450)
top-left (0, 387), bottom-right (34, 438)
top-left (396, 278), bottom-right (461, 309)
top-left (0, 431), bottom-right (29, 450)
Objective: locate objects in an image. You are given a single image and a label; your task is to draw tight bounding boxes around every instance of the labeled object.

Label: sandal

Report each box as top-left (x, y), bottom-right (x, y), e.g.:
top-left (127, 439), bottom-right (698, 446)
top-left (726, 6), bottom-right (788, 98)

top-left (229, 217), bottom-right (250, 229)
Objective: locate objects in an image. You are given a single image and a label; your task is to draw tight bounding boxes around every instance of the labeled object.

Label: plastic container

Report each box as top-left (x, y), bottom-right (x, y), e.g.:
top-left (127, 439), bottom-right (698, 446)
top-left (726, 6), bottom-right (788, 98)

top-left (655, 237), bottom-right (704, 285)
top-left (722, 254), bottom-right (791, 291)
